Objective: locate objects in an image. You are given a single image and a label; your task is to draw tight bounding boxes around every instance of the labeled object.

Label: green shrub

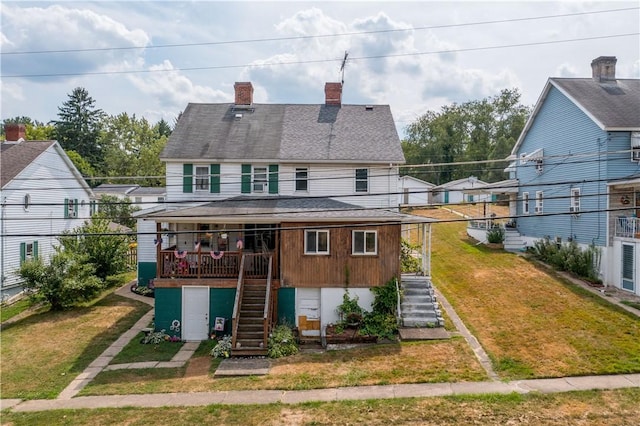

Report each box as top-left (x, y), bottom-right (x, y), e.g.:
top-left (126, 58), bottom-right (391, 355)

top-left (211, 335), bottom-right (232, 358)
top-left (487, 226), bottom-right (505, 244)
top-left (336, 291), bottom-right (364, 325)
top-left (104, 273), bottom-right (130, 288)
top-left (18, 248), bottom-right (103, 310)
top-left (267, 324), bottom-right (299, 358)
top-left (141, 329), bottom-right (169, 345)
top-left (401, 239), bottom-right (421, 273)
top-left (530, 238), bottom-right (601, 282)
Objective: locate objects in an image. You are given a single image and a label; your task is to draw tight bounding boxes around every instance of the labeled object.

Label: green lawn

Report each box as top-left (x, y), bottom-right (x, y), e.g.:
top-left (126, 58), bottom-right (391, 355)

top-left (0, 292), bottom-right (151, 399)
top-left (0, 298), bottom-right (38, 323)
top-left (423, 213), bottom-right (640, 379)
top-left (2, 389), bottom-right (639, 425)
top-left (109, 330), bottom-right (184, 364)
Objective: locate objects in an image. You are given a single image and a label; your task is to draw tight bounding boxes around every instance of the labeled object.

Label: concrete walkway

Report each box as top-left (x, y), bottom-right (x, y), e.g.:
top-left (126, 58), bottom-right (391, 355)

top-left (57, 284), bottom-right (204, 399)
top-left (3, 373), bottom-right (639, 412)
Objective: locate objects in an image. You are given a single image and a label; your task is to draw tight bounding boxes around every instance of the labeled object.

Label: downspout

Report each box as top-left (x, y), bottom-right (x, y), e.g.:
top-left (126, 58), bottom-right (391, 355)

top-left (1, 195), bottom-right (6, 289)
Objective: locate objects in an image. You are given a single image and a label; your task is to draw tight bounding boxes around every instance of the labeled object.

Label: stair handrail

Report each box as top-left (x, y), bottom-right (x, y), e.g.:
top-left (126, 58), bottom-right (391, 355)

top-left (395, 276), bottom-right (402, 325)
top-left (263, 255), bottom-right (273, 347)
top-left (231, 254), bottom-right (246, 349)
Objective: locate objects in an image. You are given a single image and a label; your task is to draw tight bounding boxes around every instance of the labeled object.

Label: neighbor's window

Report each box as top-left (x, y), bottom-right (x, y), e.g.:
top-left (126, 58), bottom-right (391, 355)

top-left (304, 230), bottom-right (329, 254)
top-left (352, 230), bottom-right (377, 255)
top-left (355, 168), bottom-right (368, 192)
top-left (570, 188), bottom-right (581, 213)
top-left (195, 166), bottom-right (209, 191)
top-left (295, 167), bottom-right (308, 192)
top-left (522, 192), bottom-right (529, 215)
top-left (535, 191), bottom-right (543, 215)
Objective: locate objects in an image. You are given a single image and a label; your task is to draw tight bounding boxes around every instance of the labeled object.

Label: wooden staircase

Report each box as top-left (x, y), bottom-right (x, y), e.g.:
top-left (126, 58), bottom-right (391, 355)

top-left (233, 282), bottom-right (268, 356)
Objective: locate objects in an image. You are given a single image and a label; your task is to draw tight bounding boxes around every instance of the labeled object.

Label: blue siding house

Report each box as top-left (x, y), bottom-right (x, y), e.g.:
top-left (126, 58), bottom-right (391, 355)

top-left (509, 56), bottom-right (640, 296)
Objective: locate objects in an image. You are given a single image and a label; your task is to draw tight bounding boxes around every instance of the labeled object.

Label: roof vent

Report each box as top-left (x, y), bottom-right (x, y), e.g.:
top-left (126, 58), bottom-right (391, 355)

top-left (235, 113), bottom-right (243, 119)
top-left (365, 105), bottom-right (373, 111)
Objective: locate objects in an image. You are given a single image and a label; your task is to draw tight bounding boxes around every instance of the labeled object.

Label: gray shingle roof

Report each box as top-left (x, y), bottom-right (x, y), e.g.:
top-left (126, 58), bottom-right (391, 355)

top-left (551, 78), bottom-right (640, 129)
top-left (161, 103), bottom-right (405, 163)
top-left (143, 195), bottom-right (425, 222)
top-left (1, 140), bottom-right (55, 188)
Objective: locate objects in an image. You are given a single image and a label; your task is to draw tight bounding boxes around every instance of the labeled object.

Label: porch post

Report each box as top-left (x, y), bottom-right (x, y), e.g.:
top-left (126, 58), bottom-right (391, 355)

top-left (156, 222), bottom-right (161, 279)
top-left (422, 222), bottom-right (428, 276)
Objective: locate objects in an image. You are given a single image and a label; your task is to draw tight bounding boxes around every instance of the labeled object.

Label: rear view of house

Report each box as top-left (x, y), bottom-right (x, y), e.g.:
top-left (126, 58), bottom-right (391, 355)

top-left (1, 124), bottom-right (95, 300)
top-left (136, 82), bottom-right (426, 353)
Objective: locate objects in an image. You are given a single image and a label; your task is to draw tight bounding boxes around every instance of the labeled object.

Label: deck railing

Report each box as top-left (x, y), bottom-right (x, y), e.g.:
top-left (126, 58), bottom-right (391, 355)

top-left (615, 216), bottom-right (640, 238)
top-left (231, 255), bottom-right (246, 350)
top-left (158, 250), bottom-right (277, 279)
top-left (263, 256), bottom-right (274, 347)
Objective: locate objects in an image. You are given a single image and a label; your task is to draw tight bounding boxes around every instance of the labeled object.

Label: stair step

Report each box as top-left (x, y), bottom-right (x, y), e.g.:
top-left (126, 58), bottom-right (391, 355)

top-left (237, 332), bottom-right (264, 339)
top-left (231, 348), bottom-right (268, 357)
top-left (235, 338), bottom-right (265, 347)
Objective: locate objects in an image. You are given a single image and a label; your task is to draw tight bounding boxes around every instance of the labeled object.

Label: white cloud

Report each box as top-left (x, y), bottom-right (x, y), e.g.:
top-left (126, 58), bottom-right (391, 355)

top-left (1, 4), bottom-right (149, 78)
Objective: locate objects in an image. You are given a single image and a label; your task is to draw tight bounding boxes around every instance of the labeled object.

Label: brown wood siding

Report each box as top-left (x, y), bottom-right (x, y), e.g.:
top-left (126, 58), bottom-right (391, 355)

top-left (280, 222), bottom-right (401, 288)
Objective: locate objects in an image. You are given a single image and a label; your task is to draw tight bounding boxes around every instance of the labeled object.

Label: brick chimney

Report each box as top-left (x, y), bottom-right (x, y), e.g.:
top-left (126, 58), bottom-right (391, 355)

top-left (5, 124), bottom-right (26, 141)
top-left (325, 82), bottom-right (342, 106)
top-left (591, 56), bottom-right (617, 82)
top-left (234, 82), bottom-right (254, 106)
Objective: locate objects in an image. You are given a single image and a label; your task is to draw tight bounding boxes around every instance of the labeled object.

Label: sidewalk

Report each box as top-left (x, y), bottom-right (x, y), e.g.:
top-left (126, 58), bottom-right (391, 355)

top-left (3, 373), bottom-right (639, 412)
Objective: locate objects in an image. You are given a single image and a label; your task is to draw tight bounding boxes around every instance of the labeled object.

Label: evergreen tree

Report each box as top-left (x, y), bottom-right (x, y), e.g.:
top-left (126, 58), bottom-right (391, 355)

top-left (52, 87), bottom-right (105, 169)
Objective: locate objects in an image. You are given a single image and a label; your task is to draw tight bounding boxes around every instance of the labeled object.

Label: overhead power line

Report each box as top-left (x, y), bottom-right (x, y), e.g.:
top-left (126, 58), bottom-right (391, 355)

top-left (3, 32), bottom-right (638, 79)
top-left (2, 7), bottom-right (636, 56)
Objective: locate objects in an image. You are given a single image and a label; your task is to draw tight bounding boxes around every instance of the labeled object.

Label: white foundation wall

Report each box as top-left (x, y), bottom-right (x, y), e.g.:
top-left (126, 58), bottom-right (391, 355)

top-left (318, 288), bottom-right (374, 336)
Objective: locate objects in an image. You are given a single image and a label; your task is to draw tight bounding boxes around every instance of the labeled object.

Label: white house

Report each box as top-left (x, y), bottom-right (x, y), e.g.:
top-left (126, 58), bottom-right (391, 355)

top-left (432, 176), bottom-right (490, 205)
top-left (0, 124), bottom-right (94, 300)
top-left (398, 175), bottom-right (434, 207)
top-left (93, 184), bottom-right (166, 210)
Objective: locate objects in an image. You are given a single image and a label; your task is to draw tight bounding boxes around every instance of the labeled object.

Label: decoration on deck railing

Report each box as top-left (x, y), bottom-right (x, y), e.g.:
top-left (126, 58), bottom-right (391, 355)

top-left (194, 241), bottom-right (201, 251)
top-left (621, 195), bottom-right (631, 205)
top-left (174, 250), bottom-right (188, 259)
top-left (154, 237), bottom-right (162, 247)
top-left (210, 251), bottom-right (225, 259)
top-left (236, 238), bottom-right (244, 250)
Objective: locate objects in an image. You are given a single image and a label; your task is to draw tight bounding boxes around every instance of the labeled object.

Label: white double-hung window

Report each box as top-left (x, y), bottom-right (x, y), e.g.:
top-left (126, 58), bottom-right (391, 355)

top-left (352, 230), bottom-right (377, 255)
top-left (304, 230), bottom-right (329, 254)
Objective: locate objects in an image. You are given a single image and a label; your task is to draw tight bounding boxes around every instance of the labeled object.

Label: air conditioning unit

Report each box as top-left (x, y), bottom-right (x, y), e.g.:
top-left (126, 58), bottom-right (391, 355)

top-left (569, 206), bottom-right (579, 213)
top-left (534, 206), bottom-right (543, 214)
top-left (632, 148), bottom-right (640, 162)
top-left (253, 182), bottom-right (266, 193)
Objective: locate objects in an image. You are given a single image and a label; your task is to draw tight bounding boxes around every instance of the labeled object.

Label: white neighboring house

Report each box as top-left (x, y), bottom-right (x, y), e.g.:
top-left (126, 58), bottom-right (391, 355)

top-left (432, 176), bottom-right (490, 205)
top-left (398, 175), bottom-right (434, 207)
top-left (93, 184), bottom-right (166, 210)
top-left (0, 124), bottom-right (94, 300)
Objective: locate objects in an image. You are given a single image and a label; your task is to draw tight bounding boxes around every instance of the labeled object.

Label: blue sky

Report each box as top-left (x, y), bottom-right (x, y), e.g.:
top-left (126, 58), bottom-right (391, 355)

top-left (1, 1), bottom-right (639, 137)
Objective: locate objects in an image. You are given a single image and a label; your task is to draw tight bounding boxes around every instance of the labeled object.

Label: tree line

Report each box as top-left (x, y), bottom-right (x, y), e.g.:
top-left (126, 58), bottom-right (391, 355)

top-left (2, 87), bottom-right (172, 188)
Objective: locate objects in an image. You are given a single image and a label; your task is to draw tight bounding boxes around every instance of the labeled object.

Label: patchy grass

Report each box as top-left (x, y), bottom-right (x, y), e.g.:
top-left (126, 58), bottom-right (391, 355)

top-left (81, 338), bottom-right (487, 395)
top-left (109, 330), bottom-right (184, 364)
top-left (0, 292), bottom-right (151, 399)
top-left (411, 208), bottom-right (640, 380)
top-left (621, 300), bottom-right (640, 311)
top-left (4, 388), bottom-right (640, 425)
top-left (0, 298), bottom-right (40, 323)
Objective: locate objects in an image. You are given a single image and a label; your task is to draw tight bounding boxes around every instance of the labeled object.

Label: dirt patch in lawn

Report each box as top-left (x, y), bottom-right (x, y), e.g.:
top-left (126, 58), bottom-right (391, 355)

top-left (185, 357), bottom-right (211, 378)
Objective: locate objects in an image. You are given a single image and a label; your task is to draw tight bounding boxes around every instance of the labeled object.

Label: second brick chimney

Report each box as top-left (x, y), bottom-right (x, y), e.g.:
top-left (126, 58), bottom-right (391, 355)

top-left (234, 82), bottom-right (254, 106)
top-left (325, 82), bottom-right (342, 106)
top-left (591, 56), bottom-right (617, 83)
top-left (5, 123), bottom-right (26, 141)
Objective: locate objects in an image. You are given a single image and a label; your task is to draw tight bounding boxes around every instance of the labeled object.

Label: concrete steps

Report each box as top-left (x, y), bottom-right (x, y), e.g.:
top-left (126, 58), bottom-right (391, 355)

top-left (504, 229), bottom-right (525, 252)
top-left (400, 275), bottom-right (444, 328)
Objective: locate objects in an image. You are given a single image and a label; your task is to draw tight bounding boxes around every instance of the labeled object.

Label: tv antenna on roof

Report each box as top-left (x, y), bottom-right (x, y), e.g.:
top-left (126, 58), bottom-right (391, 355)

top-left (340, 51), bottom-right (349, 85)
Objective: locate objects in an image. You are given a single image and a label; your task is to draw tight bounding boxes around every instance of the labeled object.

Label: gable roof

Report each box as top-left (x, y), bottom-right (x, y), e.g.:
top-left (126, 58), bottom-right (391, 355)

top-left (1, 140), bottom-right (55, 187)
top-left (161, 103), bottom-right (405, 164)
top-left (93, 184), bottom-right (140, 196)
top-left (399, 175), bottom-right (435, 187)
top-left (511, 77), bottom-right (640, 155)
top-left (433, 177), bottom-right (488, 191)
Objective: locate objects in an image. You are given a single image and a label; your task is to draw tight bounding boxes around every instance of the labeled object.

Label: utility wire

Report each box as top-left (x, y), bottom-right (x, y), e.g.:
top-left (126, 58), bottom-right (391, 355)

top-left (3, 33), bottom-right (638, 79)
top-left (3, 7), bottom-right (636, 56)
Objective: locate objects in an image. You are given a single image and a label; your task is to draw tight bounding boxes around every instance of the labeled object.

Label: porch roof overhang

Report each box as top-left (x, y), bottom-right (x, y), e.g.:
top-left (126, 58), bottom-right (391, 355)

top-left (138, 196), bottom-right (434, 224)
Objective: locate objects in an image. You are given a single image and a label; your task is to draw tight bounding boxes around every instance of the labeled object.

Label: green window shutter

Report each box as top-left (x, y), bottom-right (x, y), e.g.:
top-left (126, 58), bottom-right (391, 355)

top-left (64, 198), bottom-right (69, 218)
top-left (210, 164), bottom-right (221, 194)
top-left (183, 164), bottom-right (193, 193)
top-left (33, 241), bottom-right (39, 259)
top-left (268, 164), bottom-right (279, 194)
top-left (241, 164), bottom-right (251, 194)
top-left (20, 242), bottom-right (26, 264)
top-left (74, 199), bottom-right (79, 217)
